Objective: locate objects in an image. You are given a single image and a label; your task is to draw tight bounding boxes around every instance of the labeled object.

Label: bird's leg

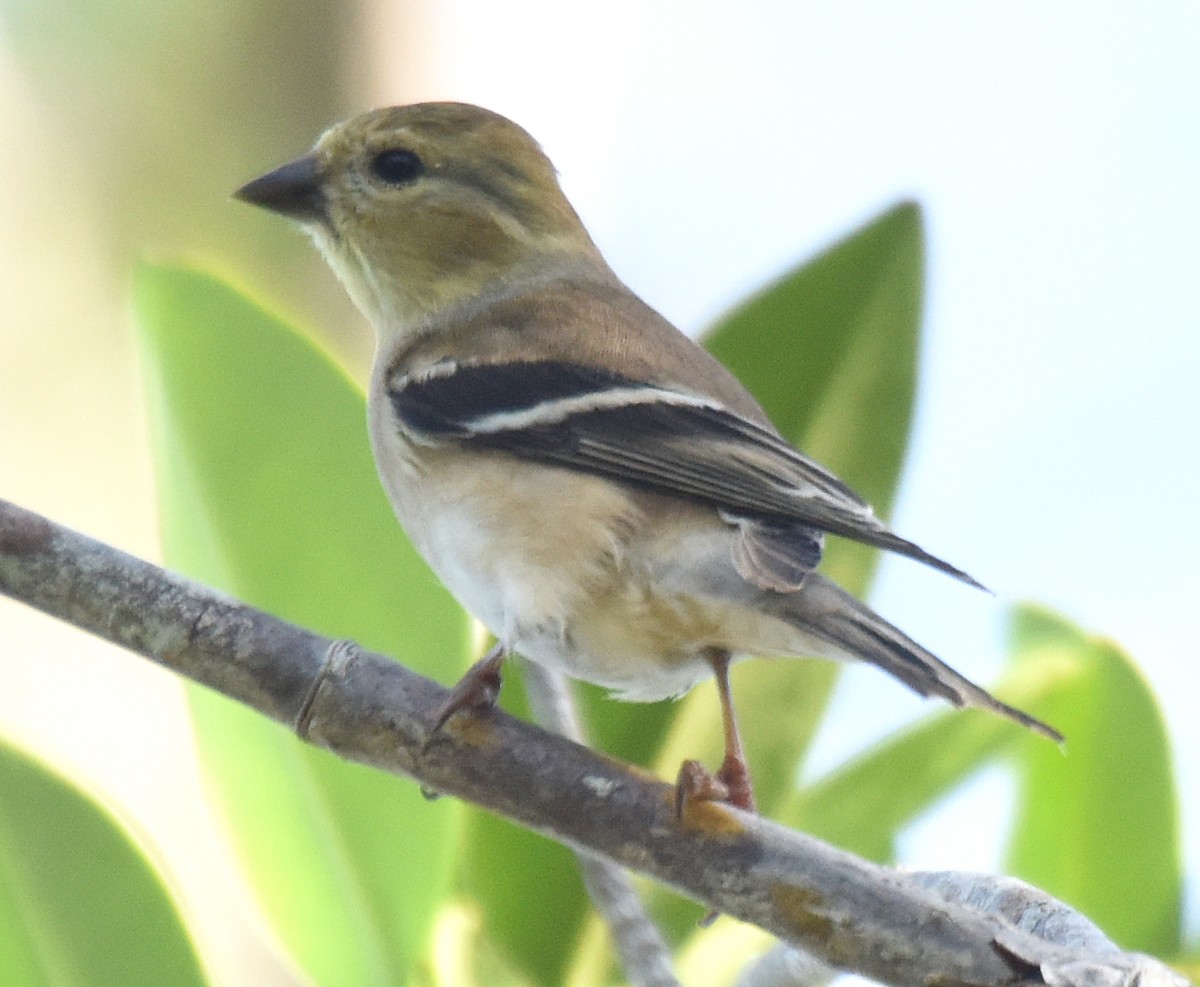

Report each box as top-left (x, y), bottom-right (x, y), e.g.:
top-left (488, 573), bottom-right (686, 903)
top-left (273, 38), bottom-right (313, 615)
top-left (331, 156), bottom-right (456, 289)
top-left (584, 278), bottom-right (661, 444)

top-left (709, 648), bottom-right (756, 813)
top-left (675, 648), bottom-right (757, 816)
top-left (426, 642), bottom-right (507, 744)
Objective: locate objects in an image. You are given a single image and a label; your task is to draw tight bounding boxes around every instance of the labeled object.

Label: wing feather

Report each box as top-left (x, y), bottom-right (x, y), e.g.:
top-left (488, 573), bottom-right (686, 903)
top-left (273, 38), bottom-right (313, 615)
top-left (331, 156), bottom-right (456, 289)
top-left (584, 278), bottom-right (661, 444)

top-left (389, 360), bottom-right (981, 588)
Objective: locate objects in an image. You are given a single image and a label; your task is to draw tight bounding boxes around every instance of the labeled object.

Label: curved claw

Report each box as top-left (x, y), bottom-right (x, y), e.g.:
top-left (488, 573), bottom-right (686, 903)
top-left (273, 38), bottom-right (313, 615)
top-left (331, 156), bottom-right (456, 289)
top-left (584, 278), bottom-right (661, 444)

top-left (423, 644), bottom-right (507, 751)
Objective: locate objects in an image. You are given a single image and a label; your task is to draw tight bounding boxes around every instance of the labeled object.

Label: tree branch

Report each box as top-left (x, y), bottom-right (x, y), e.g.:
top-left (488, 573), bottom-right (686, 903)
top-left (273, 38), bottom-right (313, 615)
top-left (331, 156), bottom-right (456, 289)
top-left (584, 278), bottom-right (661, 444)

top-left (0, 498), bottom-right (1188, 987)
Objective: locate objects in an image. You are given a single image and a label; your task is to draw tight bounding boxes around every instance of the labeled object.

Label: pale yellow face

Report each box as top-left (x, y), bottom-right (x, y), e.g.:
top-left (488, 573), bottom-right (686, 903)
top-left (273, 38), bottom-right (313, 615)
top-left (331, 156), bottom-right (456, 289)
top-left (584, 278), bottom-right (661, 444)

top-left (242, 103), bottom-right (602, 332)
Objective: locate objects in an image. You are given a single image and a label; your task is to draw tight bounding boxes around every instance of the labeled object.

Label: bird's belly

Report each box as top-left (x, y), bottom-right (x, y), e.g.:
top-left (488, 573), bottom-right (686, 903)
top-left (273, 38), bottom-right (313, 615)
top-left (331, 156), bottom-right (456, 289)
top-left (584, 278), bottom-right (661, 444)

top-left (368, 424), bottom-right (809, 702)
top-left (369, 433), bottom-right (680, 677)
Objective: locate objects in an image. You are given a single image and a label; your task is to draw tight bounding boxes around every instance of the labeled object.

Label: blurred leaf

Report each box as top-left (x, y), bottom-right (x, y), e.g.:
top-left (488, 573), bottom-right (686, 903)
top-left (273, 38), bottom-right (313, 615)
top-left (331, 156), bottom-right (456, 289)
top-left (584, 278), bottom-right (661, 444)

top-left (457, 807), bottom-right (589, 986)
top-left (135, 264), bottom-right (472, 987)
top-left (705, 200), bottom-right (922, 523)
top-left (777, 638), bottom-right (1082, 855)
top-left (420, 901), bottom-right (541, 987)
top-left (674, 920), bottom-right (776, 987)
top-left (0, 739), bottom-right (207, 987)
top-left (0, 0), bottom-right (365, 343)
top-left (1173, 956), bottom-right (1199, 984)
top-left (1005, 605), bottom-right (1181, 955)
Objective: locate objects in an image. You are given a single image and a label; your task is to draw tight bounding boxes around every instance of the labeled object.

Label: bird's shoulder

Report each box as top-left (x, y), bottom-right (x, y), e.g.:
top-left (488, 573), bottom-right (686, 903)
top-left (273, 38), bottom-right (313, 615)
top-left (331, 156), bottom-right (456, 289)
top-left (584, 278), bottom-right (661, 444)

top-left (384, 274), bottom-right (771, 426)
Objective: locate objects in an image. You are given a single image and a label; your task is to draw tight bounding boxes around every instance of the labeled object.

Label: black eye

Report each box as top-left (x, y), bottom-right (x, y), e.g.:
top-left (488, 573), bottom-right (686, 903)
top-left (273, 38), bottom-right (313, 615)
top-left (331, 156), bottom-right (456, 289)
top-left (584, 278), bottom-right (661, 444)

top-left (370, 148), bottom-right (425, 185)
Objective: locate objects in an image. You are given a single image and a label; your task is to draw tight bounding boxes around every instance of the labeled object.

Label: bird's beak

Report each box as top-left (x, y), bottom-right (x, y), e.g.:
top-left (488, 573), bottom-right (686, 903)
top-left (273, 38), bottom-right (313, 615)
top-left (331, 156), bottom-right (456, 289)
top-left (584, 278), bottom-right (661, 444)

top-left (234, 153), bottom-right (328, 223)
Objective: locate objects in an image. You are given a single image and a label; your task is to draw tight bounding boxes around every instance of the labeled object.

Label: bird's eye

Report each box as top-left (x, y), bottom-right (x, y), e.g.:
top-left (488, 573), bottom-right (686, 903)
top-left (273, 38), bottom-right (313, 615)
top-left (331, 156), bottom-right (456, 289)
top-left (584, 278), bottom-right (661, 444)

top-left (370, 148), bottom-right (425, 185)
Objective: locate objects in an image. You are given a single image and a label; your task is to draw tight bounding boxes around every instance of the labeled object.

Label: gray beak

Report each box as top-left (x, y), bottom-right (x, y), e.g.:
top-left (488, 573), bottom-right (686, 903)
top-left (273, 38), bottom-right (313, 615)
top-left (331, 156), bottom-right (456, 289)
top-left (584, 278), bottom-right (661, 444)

top-left (234, 153), bottom-right (328, 223)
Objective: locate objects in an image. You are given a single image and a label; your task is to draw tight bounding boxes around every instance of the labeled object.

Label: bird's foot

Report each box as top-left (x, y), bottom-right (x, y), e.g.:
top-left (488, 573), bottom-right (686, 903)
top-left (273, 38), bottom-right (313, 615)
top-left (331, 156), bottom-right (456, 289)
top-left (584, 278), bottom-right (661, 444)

top-left (674, 754), bottom-right (757, 928)
top-left (423, 644), bottom-right (506, 751)
top-left (673, 752), bottom-right (757, 819)
top-left (715, 748), bottom-right (757, 814)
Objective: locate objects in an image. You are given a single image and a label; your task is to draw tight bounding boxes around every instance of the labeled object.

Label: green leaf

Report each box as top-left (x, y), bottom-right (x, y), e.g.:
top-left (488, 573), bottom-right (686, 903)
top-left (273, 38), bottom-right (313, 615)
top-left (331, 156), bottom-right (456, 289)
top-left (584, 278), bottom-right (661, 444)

top-left (778, 641), bottom-right (1080, 855)
top-left (1173, 956), bottom-right (1200, 985)
top-left (458, 809), bottom-right (590, 983)
top-left (704, 201), bottom-right (922, 524)
top-left (1005, 605), bottom-right (1182, 955)
top-left (135, 263), bottom-right (472, 987)
top-left (417, 901), bottom-right (539, 987)
top-left (0, 739), bottom-right (207, 987)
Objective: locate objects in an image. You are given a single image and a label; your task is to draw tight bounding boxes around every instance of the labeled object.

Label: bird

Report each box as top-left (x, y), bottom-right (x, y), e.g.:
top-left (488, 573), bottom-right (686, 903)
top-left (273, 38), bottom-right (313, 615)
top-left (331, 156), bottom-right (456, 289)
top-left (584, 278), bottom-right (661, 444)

top-left (234, 101), bottom-right (1059, 814)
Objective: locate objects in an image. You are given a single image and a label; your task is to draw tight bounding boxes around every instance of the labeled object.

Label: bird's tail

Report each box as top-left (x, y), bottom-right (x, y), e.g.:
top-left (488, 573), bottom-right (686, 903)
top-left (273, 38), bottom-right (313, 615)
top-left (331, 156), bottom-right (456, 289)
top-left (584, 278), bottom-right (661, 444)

top-left (773, 574), bottom-right (1062, 742)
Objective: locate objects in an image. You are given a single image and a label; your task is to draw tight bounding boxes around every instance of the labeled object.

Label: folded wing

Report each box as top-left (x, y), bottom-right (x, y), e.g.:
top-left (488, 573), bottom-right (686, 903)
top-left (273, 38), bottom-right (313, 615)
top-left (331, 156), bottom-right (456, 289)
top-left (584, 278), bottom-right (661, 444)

top-left (389, 359), bottom-right (982, 590)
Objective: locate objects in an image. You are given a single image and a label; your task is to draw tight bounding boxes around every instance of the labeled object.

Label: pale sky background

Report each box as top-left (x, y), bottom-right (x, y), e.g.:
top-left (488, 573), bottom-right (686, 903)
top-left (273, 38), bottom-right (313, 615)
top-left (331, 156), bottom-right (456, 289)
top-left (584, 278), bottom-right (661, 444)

top-left (389, 0), bottom-right (1200, 932)
top-left (1, 1), bottom-right (1197, 977)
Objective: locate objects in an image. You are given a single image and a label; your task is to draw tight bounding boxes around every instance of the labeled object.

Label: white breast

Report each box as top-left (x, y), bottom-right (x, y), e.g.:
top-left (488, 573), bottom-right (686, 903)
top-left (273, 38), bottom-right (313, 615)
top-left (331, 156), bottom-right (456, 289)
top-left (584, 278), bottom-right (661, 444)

top-left (365, 375), bottom-right (812, 703)
top-left (367, 383), bottom-right (651, 665)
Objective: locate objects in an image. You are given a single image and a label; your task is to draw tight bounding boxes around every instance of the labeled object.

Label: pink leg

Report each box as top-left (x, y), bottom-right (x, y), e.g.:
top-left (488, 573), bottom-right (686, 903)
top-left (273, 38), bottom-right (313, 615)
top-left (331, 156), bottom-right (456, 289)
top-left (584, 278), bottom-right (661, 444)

top-left (709, 649), bottom-right (756, 813)
top-left (675, 648), bottom-right (757, 816)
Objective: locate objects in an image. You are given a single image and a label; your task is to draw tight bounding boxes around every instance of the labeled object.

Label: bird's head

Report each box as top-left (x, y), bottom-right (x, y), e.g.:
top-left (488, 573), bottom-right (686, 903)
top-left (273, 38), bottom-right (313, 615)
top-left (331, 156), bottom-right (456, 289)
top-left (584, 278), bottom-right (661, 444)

top-left (235, 102), bottom-right (603, 333)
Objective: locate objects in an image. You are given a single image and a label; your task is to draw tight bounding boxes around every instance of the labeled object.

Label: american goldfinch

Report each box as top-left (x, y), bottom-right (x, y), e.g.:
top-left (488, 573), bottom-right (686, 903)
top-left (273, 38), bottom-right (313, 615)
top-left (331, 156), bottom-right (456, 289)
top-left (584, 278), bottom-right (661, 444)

top-left (235, 102), bottom-right (1058, 813)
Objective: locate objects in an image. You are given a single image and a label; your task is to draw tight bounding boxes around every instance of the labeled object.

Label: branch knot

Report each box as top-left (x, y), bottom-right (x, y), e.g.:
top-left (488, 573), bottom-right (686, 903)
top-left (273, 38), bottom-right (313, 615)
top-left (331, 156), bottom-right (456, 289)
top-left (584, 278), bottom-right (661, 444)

top-left (294, 638), bottom-right (360, 739)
